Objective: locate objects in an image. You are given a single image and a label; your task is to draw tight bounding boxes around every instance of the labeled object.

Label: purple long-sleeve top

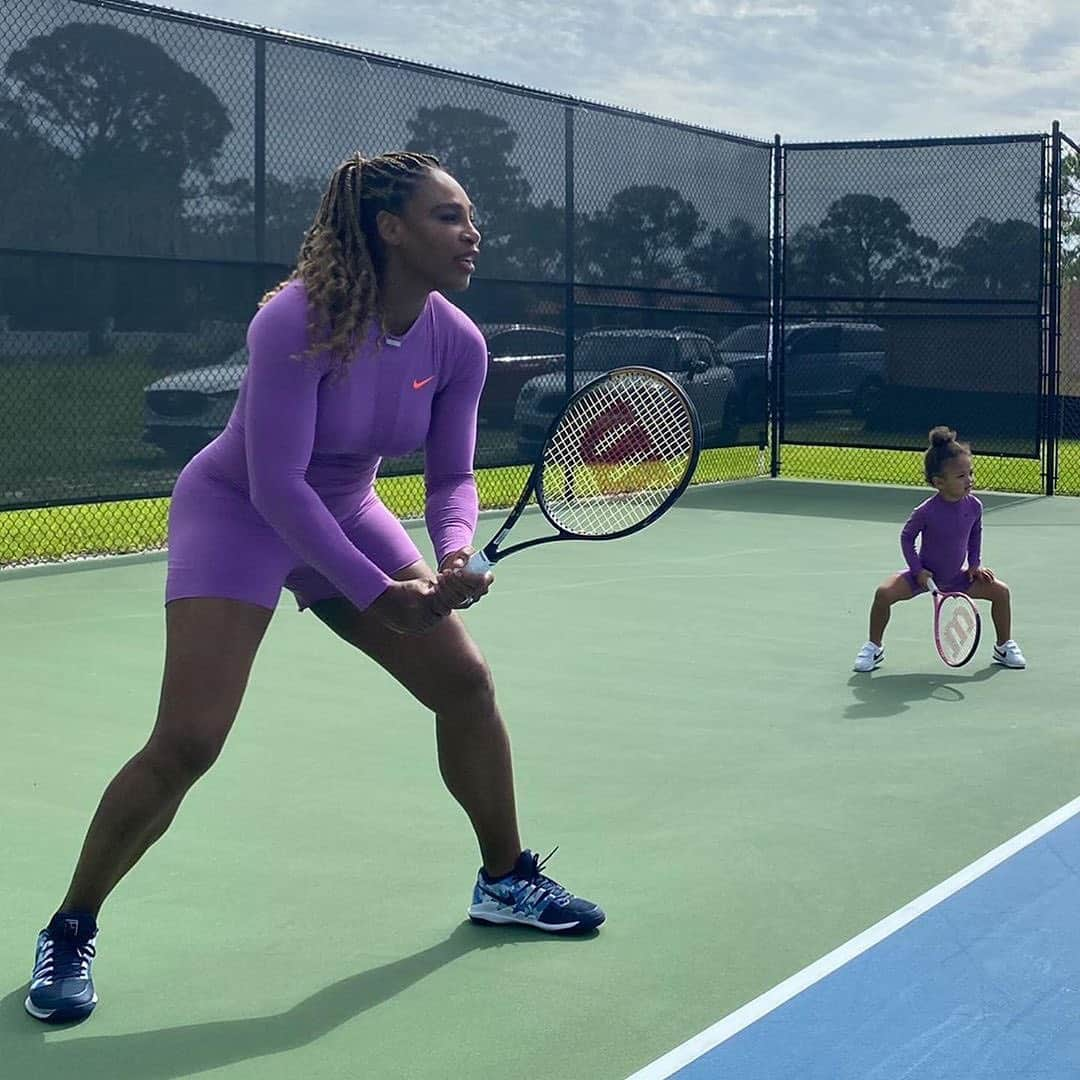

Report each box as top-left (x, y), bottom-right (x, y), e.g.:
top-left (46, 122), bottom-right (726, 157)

top-left (900, 492), bottom-right (983, 581)
top-left (199, 280), bottom-right (486, 610)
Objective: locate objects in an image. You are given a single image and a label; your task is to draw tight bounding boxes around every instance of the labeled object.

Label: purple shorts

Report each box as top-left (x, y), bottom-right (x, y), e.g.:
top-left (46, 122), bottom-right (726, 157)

top-left (165, 468), bottom-right (421, 612)
top-left (901, 569), bottom-right (971, 596)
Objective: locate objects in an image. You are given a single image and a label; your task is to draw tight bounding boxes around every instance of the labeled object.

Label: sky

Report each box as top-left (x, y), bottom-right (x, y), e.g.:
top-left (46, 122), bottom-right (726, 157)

top-left (170, 0), bottom-right (1080, 143)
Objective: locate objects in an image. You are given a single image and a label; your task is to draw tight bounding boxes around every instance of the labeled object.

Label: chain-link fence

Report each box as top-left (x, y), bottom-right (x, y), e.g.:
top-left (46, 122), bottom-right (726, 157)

top-left (1054, 129), bottom-right (1080, 495)
top-left (0, 0), bottom-right (1074, 569)
top-left (777, 136), bottom-right (1047, 493)
top-left (1, 0), bottom-right (771, 565)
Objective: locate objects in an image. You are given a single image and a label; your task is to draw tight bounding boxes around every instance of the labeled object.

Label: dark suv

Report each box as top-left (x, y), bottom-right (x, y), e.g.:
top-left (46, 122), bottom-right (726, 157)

top-left (513, 328), bottom-right (737, 459)
top-left (716, 321), bottom-right (886, 423)
top-left (480, 324), bottom-right (564, 428)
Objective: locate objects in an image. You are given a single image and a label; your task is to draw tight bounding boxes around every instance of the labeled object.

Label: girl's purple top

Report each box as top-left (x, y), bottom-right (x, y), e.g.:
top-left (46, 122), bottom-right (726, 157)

top-left (197, 280), bottom-right (486, 610)
top-left (900, 492), bottom-right (983, 582)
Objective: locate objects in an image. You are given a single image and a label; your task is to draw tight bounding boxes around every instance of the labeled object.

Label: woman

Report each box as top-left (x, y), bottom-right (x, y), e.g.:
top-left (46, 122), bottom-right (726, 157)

top-left (26, 151), bottom-right (604, 1025)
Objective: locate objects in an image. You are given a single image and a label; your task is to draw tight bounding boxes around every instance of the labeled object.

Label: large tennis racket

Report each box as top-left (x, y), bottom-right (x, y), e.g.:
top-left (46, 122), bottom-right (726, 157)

top-left (465, 366), bottom-right (701, 575)
top-left (926, 577), bottom-right (981, 667)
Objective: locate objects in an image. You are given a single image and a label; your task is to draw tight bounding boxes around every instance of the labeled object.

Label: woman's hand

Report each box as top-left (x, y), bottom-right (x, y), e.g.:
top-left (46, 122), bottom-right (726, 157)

top-left (916, 569), bottom-right (933, 589)
top-left (968, 564), bottom-right (995, 584)
top-left (369, 578), bottom-right (451, 634)
top-left (435, 547), bottom-right (493, 610)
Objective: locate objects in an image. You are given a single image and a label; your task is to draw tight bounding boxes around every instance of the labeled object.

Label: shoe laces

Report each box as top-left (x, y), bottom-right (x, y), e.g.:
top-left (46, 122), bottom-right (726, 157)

top-left (34, 932), bottom-right (96, 985)
top-left (517, 847), bottom-right (572, 903)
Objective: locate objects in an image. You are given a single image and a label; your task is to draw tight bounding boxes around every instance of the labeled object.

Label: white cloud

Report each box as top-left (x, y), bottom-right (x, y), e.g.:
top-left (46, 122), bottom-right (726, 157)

top-left (165, 0), bottom-right (1080, 140)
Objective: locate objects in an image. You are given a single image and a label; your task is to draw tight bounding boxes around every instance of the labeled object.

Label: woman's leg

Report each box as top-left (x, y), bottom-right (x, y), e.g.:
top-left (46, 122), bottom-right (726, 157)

top-left (60, 597), bottom-right (273, 916)
top-left (311, 564), bottom-right (521, 878)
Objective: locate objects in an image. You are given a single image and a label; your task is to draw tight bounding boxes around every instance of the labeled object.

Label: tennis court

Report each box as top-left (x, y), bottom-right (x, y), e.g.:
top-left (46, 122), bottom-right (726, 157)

top-left (3, 476), bottom-right (1078, 1079)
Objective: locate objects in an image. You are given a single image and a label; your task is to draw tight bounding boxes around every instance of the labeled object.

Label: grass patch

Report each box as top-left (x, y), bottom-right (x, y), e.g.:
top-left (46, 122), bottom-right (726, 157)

top-left (3, 441), bottom-right (1076, 568)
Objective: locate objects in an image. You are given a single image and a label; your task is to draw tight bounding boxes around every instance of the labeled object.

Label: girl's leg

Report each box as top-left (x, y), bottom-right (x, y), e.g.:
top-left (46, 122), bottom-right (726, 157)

top-left (967, 577), bottom-right (1012, 644)
top-left (868, 573), bottom-right (916, 645)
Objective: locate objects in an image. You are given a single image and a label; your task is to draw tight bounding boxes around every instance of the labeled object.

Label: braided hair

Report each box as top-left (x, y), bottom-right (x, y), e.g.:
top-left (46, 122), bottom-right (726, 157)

top-left (923, 425), bottom-right (971, 484)
top-left (262, 150), bottom-right (441, 368)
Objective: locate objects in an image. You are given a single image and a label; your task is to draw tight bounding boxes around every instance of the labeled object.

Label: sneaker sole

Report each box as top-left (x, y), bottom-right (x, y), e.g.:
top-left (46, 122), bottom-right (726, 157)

top-left (468, 907), bottom-right (605, 933)
top-left (24, 993), bottom-right (97, 1023)
top-left (992, 655), bottom-right (1026, 668)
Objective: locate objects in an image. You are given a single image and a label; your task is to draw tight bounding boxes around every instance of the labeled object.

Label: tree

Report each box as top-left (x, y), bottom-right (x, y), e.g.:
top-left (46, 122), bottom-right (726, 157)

top-left (578, 185), bottom-right (702, 286)
top-left (935, 217), bottom-right (1041, 300)
top-left (186, 174), bottom-right (325, 261)
top-left (502, 199), bottom-right (566, 280)
top-left (686, 217), bottom-right (769, 296)
top-left (0, 81), bottom-right (76, 249)
top-left (5, 22), bottom-right (231, 254)
top-left (1061, 150), bottom-right (1080, 283)
top-left (787, 193), bottom-right (938, 301)
top-left (405, 105), bottom-right (531, 273)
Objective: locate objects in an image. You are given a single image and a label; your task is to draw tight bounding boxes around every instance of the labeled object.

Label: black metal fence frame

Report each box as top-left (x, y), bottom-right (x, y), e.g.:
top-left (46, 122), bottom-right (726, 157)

top-left (1, 0), bottom-right (1076, 522)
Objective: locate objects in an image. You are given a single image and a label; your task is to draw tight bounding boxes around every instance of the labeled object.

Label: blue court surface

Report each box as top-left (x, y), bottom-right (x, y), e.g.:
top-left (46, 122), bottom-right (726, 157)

top-left (630, 799), bottom-right (1080, 1080)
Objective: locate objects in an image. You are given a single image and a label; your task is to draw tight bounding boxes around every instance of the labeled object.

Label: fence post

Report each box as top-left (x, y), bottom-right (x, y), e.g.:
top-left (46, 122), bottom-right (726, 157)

top-left (254, 36), bottom-right (266, 266)
top-left (564, 106), bottom-right (576, 399)
top-left (1047, 120), bottom-right (1062, 496)
top-left (770, 133), bottom-right (784, 478)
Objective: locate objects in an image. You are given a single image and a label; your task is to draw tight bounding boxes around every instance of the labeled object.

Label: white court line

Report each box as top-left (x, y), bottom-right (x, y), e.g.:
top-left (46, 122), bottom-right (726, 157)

top-left (625, 793), bottom-right (1080, 1080)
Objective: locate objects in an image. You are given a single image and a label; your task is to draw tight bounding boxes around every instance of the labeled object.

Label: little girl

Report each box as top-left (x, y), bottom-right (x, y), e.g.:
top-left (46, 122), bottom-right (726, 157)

top-left (853, 426), bottom-right (1026, 672)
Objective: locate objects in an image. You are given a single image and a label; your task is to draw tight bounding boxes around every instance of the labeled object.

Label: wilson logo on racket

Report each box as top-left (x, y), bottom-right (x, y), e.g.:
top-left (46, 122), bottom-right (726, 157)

top-left (463, 367), bottom-right (703, 580)
top-left (578, 401), bottom-right (656, 465)
top-left (927, 578), bottom-right (982, 667)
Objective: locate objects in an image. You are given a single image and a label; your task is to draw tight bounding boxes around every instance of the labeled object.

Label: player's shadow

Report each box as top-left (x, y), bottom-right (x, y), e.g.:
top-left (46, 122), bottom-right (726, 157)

top-left (845, 665), bottom-right (1002, 719)
top-left (0, 919), bottom-right (593, 1080)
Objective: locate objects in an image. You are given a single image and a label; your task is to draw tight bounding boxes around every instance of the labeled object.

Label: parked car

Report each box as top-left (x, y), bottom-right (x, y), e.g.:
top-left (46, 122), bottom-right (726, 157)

top-left (143, 353), bottom-right (246, 465)
top-left (513, 328), bottom-right (737, 459)
top-left (143, 323), bottom-right (567, 465)
top-left (715, 321), bottom-right (886, 423)
top-left (479, 324), bottom-right (564, 427)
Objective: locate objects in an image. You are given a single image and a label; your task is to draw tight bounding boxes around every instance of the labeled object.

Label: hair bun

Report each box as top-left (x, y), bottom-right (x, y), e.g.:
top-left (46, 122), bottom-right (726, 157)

top-left (928, 425), bottom-right (956, 447)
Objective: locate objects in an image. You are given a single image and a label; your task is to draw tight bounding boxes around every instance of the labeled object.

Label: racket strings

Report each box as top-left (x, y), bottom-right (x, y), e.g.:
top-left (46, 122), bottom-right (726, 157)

top-left (539, 373), bottom-right (696, 536)
top-left (937, 595), bottom-right (979, 664)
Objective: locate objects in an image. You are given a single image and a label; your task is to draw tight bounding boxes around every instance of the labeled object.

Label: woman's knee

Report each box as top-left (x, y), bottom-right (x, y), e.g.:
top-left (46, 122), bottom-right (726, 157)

top-left (432, 649), bottom-right (496, 714)
top-left (143, 725), bottom-right (229, 786)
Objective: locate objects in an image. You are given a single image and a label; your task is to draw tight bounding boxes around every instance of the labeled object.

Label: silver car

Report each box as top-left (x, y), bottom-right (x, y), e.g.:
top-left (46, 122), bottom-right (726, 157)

top-left (513, 329), bottom-right (737, 459)
top-left (143, 349), bottom-right (246, 464)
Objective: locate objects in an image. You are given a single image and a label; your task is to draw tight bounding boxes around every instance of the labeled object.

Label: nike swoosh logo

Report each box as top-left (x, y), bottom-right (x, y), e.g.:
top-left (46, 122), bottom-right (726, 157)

top-left (413, 376), bottom-right (435, 390)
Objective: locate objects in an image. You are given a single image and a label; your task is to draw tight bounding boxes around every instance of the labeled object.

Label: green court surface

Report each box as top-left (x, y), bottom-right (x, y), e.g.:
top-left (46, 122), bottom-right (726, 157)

top-left (1, 478), bottom-right (1077, 1079)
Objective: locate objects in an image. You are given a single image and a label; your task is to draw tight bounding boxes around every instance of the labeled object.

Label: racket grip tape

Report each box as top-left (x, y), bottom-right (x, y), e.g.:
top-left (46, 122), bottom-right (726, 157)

top-left (465, 549), bottom-right (493, 575)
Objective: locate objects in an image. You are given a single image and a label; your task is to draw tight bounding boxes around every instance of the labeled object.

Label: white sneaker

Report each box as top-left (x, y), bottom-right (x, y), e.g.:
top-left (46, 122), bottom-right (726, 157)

top-left (993, 640), bottom-right (1026, 668)
top-left (853, 641), bottom-right (884, 672)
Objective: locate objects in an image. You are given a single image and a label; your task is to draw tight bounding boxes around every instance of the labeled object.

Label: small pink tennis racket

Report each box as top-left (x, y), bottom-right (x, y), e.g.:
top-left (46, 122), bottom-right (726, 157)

top-left (926, 577), bottom-right (981, 667)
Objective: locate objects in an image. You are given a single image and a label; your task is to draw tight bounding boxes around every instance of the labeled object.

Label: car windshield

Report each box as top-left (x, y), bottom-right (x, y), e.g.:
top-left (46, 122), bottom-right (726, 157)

top-left (716, 324), bottom-right (769, 353)
top-left (575, 336), bottom-right (680, 371)
top-left (488, 330), bottom-right (562, 357)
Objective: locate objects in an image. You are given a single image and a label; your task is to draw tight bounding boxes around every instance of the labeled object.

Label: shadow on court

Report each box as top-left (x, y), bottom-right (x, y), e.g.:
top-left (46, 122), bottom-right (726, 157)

top-left (0, 921), bottom-right (592, 1080)
top-left (677, 479), bottom-right (1043, 523)
top-left (845, 666), bottom-right (1003, 719)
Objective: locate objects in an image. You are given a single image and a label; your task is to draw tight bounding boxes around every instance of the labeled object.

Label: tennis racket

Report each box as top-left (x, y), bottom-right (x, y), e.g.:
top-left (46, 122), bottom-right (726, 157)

top-left (926, 577), bottom-right (981, 667)
top-left (465, 366), bottom-right (701, 576)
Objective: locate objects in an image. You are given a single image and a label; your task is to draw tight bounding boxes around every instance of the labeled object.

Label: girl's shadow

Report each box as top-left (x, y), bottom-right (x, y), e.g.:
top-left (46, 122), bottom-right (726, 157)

top-left (0, 919), bottom-right (593, 1080)
top-left (846, 664), bottom-right (1002, 719)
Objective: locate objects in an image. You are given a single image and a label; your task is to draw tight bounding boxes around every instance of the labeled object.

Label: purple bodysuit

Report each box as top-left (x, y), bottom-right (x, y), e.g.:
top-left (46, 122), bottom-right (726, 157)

top-left (898, 492), bottom-right (983, 594)
top-left (165, 281), bottom-right (486, 612)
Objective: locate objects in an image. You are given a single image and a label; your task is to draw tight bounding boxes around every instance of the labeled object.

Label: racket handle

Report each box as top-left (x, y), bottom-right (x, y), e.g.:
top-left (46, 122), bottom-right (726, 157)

top-left (925, 577), bottom-right (937, 594)
top-left (465, 549), bottom-right (493, 575)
